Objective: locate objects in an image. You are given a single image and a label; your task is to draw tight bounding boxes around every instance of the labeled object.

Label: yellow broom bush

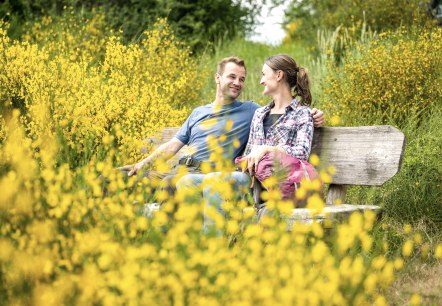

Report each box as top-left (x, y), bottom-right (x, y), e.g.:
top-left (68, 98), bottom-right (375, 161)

top-left (321, 27), bottom-right (442, 127)
top-left (1, 112), bottom-right (440, 305)
top-left (0, 17), bottom-right (203, 165)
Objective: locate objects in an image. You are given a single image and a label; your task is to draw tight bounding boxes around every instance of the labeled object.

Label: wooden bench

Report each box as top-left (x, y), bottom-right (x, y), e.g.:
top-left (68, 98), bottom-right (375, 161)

top-left (144, 125), bottom-right (406, 222)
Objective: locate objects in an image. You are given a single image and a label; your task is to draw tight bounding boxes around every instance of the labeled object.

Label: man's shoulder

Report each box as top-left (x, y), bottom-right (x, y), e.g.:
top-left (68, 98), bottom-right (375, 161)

top-left (238, 100), bottom-right (260, 110)
top-left (189, 103), bottom-right (212, 115)
top-left (241, 100), bottom-right (260, 107)
top-left (193, 102), bottom-right (212, 110)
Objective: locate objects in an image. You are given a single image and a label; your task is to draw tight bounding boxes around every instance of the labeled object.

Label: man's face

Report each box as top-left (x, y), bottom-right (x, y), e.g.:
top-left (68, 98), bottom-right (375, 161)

top-left (216, 62), bottom-right (246, 101)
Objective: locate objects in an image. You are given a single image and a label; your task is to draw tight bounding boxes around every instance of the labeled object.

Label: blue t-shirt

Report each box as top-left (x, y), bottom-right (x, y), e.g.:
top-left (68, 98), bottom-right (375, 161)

top-left (175, 100), bottom-right (260, 162)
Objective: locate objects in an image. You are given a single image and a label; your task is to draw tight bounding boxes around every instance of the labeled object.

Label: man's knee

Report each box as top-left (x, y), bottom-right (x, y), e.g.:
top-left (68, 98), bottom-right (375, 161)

top-left (175, 173), bottom-right (204, 190)
top-left (230, 171), bottom-right (251, 186)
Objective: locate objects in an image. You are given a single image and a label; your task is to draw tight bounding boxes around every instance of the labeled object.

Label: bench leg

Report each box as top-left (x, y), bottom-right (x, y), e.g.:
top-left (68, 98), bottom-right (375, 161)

top-left (326, 184), bottom-right (348, 205)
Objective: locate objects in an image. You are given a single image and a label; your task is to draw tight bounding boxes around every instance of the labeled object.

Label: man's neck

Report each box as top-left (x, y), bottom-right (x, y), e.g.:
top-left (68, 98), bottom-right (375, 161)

top-left (213, 97), bottom-right (235, 107)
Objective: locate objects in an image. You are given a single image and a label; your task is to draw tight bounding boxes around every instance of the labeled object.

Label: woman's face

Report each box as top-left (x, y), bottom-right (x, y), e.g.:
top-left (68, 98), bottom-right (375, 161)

top-left (260, 64), bottom-right (279, 96)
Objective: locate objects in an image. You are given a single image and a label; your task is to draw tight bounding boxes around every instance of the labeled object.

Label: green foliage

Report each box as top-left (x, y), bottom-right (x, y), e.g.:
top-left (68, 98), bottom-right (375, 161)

top-left (0, 0), bottom-right (264, 52)
top-left (159, 0), bottom-right (260, 52)
top-left (283, 0), bottom-right (428, 44)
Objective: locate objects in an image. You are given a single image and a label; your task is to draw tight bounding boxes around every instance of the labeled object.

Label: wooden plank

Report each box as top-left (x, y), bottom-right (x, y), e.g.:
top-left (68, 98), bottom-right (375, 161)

top-left (143, 203), bottom-right (382, 225)
top-left (141, 127), bottom-right (185, 164)
top-left (284, 204), bottom-right (382, 228)
top-left (312, 126), bottom-right (405, 186)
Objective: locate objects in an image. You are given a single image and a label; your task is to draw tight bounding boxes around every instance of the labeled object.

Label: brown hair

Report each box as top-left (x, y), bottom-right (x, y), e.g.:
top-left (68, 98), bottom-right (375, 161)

top-left (265, 54), bottom-right (312, 106)
top-left (217, 56), bottom-right (246, 75)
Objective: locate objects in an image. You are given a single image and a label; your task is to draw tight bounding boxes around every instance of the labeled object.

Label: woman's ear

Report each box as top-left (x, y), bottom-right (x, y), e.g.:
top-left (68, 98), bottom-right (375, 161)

top-left (276, 70), bottom-right (283, 82)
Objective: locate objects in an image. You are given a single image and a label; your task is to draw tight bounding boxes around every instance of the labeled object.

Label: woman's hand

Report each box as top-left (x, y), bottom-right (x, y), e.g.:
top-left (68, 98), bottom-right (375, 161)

top-left (243, 146), bottom-right (272, 175)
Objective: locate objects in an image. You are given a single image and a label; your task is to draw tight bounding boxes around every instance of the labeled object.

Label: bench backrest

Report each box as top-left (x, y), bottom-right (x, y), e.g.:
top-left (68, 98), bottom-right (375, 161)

top-left (149, 125), bottom-right (405, 205)
top-left (312, 126), bottom-right (405, 186)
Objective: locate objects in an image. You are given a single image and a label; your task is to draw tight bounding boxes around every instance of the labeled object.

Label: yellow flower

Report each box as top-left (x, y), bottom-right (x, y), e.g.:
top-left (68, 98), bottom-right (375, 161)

top-left (330, 115), bottom-right (340, 126)
top-left (409, 293), bottom-right (421, 305)
top-left (394, 258), bottom-right (404, 270)
top-left (403, 224), bottom-right (413, 234)
top-left (435, 244), bottom-right (442, 259)
top-left (309, 154), bottom-right (320, 166)
top-left (402, 240), bottom-right (414, 257)
top-left (226, 220), bottom-right (239, 234)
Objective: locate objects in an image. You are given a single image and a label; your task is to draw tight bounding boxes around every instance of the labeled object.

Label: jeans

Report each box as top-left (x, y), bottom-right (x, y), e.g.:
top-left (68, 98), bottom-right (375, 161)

top-left (176, 171), bottom-right (251, 232)
top-left (101, 164), bottom-right (201, 202)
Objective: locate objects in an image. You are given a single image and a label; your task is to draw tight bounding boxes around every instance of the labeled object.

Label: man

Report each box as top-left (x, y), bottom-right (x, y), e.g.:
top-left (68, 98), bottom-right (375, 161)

top-left (119, 56), bottom-right (324, 196)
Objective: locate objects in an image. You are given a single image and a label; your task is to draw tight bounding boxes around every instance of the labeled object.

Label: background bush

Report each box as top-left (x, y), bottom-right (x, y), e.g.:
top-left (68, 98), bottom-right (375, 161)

top-left (0, 18), bottom-right (203, 168)
top-left (0, 0), bottom-right (263, 52)
top-left (320, 27), bottom-right (442, 128)
top-left (282, 0), bottom-right (428, 44)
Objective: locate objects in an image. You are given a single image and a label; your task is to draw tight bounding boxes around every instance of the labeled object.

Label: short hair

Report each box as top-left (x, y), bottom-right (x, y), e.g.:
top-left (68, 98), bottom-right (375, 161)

top-left (217, 56), bottom-right (246, 75)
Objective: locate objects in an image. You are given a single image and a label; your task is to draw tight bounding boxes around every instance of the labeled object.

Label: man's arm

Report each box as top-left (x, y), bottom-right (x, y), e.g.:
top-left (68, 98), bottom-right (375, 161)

top-left (119, 137), bottom-right (185, 176)
top-left (311, 108), bottom-right (325, 127)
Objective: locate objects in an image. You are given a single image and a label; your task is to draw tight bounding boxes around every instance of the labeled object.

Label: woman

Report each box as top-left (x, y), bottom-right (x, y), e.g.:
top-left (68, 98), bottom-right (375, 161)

top-left (238, 54), bottom-right (315, 207)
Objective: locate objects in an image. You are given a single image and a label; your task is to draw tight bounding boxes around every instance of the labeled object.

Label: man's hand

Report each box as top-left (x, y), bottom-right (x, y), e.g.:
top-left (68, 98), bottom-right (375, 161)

top-left (311, 108), bottom-right (325, 128)
top-left (118, 161), bottom-right (146, 177)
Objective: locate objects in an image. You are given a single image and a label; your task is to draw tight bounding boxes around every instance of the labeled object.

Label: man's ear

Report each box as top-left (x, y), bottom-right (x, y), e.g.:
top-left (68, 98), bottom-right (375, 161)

top-left (215, 73), bottom-right (221, 84)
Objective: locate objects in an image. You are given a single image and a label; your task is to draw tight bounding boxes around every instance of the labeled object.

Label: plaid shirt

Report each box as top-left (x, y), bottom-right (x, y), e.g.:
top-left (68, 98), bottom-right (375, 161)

top-left (243, 98), bottom-right (313, 160)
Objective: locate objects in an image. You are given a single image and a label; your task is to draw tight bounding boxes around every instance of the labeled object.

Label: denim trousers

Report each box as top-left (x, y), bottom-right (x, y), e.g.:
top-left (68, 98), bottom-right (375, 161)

top-left (176, 171), bottom-right (251, 231)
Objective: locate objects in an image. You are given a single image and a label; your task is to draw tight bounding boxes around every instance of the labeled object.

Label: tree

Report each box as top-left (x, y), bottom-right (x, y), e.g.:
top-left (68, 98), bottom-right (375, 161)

top-left (0, 0), bottom-right (267, 52)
